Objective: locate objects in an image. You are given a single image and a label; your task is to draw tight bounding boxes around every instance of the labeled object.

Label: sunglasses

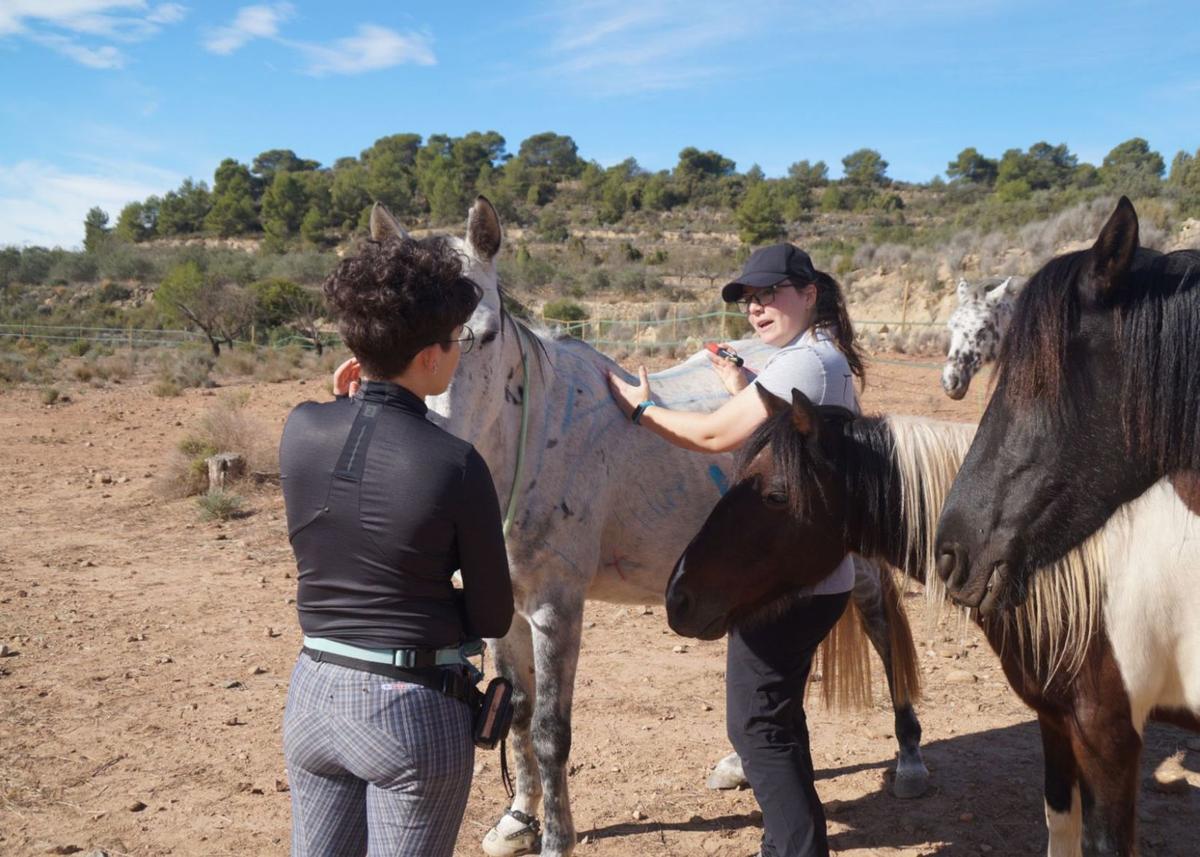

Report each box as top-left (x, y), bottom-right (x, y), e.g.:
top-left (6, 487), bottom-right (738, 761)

top-left (735, 283), bottom-right (794, 311)
top-left (444, 325), bottom-right (475, 354)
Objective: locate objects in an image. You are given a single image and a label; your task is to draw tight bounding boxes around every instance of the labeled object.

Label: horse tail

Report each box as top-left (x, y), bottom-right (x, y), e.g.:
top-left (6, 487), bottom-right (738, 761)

top-left (881, 566), bottom-right (922, 706)
top-left (813, 590), bottom-right (873, 710)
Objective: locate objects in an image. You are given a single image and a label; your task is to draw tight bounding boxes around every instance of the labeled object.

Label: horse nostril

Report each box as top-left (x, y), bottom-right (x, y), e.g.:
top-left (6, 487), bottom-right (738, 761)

top-left (936, 548), bottom-right (959, 585)
top-left (666, 584), bottom-right (693, 622)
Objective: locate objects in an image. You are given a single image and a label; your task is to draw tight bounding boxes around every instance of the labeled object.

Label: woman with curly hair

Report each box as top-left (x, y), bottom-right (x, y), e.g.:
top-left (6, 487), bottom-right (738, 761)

top-left (279, 235), bottom-right (514, 857)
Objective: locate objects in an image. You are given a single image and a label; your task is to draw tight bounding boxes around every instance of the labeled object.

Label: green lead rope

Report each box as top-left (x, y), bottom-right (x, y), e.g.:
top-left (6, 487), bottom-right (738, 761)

top-left (502, 320), bottom-right (532, 538)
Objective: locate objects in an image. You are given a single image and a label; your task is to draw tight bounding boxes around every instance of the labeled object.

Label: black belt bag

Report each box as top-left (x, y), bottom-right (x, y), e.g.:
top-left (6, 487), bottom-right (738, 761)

top-left (302, 646), bottom-right (512, 749)
top-left (473, 677), bottom-right (514, 750)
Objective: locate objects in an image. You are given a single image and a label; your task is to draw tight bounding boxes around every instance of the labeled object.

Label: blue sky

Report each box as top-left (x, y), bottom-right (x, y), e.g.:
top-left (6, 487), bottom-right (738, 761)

top-left (1, 0), bottom-right (1197, 248)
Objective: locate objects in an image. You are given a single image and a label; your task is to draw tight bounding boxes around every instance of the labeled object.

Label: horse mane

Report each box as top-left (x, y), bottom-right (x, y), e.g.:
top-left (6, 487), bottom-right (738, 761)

top-left (882, 416), bottom-right (1109, 686)
top-left (997, 246), bottom-right (1200, 470)
top-left (1119, 250), bottom-right (1200, 471)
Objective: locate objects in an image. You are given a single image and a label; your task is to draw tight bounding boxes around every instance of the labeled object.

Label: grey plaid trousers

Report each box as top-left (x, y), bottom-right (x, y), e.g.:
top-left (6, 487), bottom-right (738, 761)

top-left (283, 653), bottom-right (475, 857)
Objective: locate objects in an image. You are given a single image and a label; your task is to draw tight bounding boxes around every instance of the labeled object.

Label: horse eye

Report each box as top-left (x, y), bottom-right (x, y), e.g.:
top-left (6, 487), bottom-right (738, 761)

top-left (764, 491), bottom-right (789, 509)
top-left (479, 330), bottom-right (498, 346)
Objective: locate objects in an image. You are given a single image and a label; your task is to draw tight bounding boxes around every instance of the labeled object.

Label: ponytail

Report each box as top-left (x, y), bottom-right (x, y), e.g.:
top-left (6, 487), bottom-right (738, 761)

top-left (810, 271), bottom-right (865, 386)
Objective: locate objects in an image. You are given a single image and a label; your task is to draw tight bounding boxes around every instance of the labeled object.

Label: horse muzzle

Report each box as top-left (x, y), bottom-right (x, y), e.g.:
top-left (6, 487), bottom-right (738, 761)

top-left (665, 565), bottom-right (729, 641)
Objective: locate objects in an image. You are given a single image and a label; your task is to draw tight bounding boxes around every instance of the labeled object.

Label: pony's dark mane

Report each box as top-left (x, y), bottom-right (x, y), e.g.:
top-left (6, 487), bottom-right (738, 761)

top-left (1119, 250), bottom-right (1200, 470)
top-left (997, 246), bottom-right (1200, 469)
top-left (736, 408), bottom-right (832, 522)
top-left (737, 408), bottom-right (915, 571)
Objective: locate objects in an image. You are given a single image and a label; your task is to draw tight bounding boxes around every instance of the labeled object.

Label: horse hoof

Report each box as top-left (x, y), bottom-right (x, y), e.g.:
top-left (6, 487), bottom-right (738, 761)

top-left (892, 765), bottom-right (931, 799)
top-left (706, 752), bottom-right (748, 790)
top-left (482, 810), bottom-right (541, 857)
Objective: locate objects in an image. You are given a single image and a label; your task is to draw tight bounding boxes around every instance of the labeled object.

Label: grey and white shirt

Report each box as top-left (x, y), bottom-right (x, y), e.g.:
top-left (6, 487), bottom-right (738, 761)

top-left (752, 327), bottom-right (858, 595)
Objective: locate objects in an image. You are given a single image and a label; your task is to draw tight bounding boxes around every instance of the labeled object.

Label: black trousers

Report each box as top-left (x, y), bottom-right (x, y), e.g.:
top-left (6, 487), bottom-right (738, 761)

top-left (726, 590), bottom-right (851, 857)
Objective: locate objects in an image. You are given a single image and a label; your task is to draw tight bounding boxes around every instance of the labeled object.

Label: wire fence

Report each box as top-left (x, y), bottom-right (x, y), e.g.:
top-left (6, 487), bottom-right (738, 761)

top-left (1, 311), bottom-right (948, 358)
top-left (540, 309), bottom-right (945, 352)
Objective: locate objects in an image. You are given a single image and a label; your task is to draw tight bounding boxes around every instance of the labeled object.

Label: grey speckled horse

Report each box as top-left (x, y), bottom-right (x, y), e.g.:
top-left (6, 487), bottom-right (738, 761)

top-left (942, 276), bottom-right (1020, 399)
top-left (371, 198), bottom-right (928, 857)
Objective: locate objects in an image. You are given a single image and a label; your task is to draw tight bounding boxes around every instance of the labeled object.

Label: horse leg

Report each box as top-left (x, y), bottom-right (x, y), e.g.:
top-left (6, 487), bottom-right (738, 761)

top-left (852, 558), bottom-right (929, 798)
top-left (483, 612), bottom-right (542, 857)
top-left (1038, 712), bottom-right (1082, 857)
top-left (527, 593), bottom-right (586, 856)
top-left (1069, 701), bottom-right (1141, 856)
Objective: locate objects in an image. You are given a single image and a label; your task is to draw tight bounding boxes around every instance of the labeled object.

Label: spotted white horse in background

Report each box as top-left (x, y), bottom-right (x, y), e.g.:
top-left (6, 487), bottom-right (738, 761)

top-left (941, 276), bottom-right (1021, 400)
top-left (370, 198), bottom-right (929, 857)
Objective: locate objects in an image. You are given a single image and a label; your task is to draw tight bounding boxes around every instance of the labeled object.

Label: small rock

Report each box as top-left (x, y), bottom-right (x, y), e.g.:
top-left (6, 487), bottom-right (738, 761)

top-left (250, 665), bottom-right (268, 675)
top-left (79, 560), bottom-right (95, 568)
top-left (274, 779), bottom-right (289, 792)
top-left (631, 809), bottom-right (646, 821)
top-left (672, 644), bottom-right (689, 654)
top-left (156, 655), bottom-right (173, 664)
top-left (46, 846), bottom-right (82, 855)
top-left (579, 834), bottom-right (590, 845)
top-left (215, 534), bottom-right (228, 541)
top-left (583, 621), bottom-right (595, 630)
top-left (265, 627), bottom-right (282, 638)
top-left (84, 850), bottom-right (110, 857)
top-left (224, 680), bottom-right (243, 689)
top-left (640, 605), bottom-right (653, 615)
top-left (128, 801), bottom-right (147, 812)
top-left (125, 633), bottom-right (146, 642)
top-left (224, 716), bottom-right (242, 726)
top-left (93, 473), bottom-right (110, 485)
top-left (946, 670), bottom-right (977, 684)
top-left (700, 703), bottom-right (713, 712)
top-left (0, 644), bottom-right (10, 657)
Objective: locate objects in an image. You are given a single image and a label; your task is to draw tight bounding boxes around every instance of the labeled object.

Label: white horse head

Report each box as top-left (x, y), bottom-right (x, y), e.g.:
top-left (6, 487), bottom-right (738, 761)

top-left (942, 275), bottom-right (1019, 399)
top-left (370, 197), bottom-right (517, 462)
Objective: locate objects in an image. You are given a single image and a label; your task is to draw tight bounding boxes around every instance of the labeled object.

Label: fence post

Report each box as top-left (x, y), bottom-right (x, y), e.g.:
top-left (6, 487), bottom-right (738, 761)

top-left (900, 281), bottom-right (912, 336)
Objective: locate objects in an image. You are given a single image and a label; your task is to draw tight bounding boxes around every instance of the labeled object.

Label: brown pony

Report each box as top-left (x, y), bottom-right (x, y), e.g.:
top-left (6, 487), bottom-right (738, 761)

top-left (667, 387), bottom-right (1200, 856)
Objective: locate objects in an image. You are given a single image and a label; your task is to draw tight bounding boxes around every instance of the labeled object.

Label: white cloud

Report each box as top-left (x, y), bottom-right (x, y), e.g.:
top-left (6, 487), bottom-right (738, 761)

top-left (0, 1), bottom-right (187, 68)
top-left (202, 3), bottom-right (293, 55)
top-left (205, 7), bottom-right (435, 76)
top-left (0, 159), bottom-right (180, 249)
top-left (532, 0), bottom-right (1011, 95)
top-left (28, 31), bottom-right (125, 68)
top-left (297, 24), bottom-right (435, 76)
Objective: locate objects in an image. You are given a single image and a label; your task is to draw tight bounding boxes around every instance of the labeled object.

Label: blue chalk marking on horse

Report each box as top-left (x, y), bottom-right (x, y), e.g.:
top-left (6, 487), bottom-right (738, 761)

top-left (708, 465), bottom-right (729, 496)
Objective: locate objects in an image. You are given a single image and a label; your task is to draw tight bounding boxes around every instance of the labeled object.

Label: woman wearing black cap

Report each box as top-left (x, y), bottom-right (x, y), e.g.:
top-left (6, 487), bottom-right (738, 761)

top-left (608, 243), bottom-right (865, 857)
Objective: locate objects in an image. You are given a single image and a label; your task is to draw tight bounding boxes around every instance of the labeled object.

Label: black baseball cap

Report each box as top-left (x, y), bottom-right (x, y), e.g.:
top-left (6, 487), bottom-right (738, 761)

top-left (721, 243), bottom-right (818, 303)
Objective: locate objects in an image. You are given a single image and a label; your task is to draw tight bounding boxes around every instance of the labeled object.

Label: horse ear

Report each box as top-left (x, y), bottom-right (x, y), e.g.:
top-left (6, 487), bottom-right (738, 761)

top-left (1091, 196), bottom-right (1139, 294)
top-left (957, 279), bottom-right (984, 304)
top-left (370, 203), bottom-right (409, 242)
top-left (755, 382), bottom-right (790, 416)
top-left (789, 388), bottom-right (820, 437)
top-left (467, 195), bottom-right (502, 261)
top-left (985, 276), bottom-right (1015, 305)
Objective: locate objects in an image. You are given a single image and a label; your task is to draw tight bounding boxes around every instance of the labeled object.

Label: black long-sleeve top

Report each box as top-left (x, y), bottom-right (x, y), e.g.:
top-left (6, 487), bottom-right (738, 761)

top-left (279, 380), bottom-right (514, 649)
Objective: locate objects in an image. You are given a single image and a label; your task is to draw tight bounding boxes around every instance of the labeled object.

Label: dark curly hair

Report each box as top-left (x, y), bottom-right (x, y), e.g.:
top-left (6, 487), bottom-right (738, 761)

top-left (323, 236), bottom-right (482, 378)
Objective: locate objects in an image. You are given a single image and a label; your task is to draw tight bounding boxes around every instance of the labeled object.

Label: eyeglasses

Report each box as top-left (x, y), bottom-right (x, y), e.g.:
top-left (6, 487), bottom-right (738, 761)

top-left (735, 283), bottom-right (794, 311)
top-left (445, 325), bottom-right (474, 354)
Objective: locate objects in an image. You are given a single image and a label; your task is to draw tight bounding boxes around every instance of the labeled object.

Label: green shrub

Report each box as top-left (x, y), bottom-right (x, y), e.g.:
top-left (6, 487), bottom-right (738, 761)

top-left (68, 339), bottom-right (91, 357)
top-left (40, 387), bottom-right (60, 405)
top-left (152, 379), bottom-right (182, 398)
top-left (197, 488), bottom-right (244, 521)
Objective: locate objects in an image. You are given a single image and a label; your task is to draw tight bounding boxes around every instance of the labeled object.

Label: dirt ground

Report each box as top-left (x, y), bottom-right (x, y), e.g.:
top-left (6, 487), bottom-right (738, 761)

top-left (2, 355), bottom-right (1198, 857)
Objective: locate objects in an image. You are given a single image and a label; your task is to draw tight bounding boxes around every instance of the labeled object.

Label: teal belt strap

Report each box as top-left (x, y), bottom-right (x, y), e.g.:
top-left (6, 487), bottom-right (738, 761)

top-left (303, 635), bottom-right (482, 669)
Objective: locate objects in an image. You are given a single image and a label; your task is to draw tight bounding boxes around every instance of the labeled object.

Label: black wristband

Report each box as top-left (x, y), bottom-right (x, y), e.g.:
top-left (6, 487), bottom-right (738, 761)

top-left (631, 401), bottom-right (656, 425)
